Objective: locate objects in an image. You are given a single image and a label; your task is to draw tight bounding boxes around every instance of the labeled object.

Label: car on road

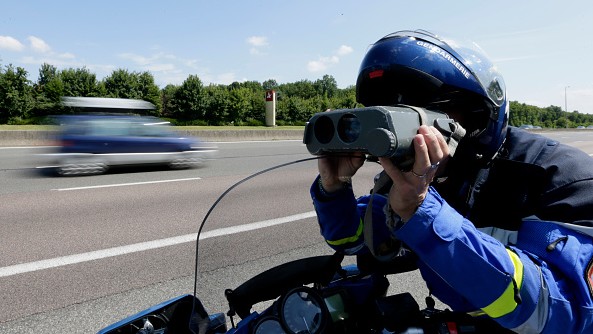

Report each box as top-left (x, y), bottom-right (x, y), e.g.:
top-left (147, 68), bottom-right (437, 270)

top-left (39, 113), bottom-right (217, 176)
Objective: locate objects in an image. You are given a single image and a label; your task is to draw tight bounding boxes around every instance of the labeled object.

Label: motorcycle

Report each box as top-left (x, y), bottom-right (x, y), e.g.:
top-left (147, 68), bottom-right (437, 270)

top-left (97, 157), bottom-right (514, 334)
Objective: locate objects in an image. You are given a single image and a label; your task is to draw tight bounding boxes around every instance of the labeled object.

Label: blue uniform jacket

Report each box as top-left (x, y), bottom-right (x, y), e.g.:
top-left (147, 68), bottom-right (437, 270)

top-left (311, 127), bottom-right (593, 333)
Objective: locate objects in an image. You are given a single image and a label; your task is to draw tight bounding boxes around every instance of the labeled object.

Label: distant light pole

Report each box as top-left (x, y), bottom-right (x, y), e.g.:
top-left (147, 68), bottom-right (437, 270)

top-left (565, 86), bottom-right (570, 112)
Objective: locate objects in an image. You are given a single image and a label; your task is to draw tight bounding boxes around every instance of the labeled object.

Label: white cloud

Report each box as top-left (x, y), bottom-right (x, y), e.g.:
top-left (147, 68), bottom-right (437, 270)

top-left (568, 86), bottom-right (593, 113)
top-left (307, 60), bottom-right (327, 72)
top-left (307, 45), bottom-right (353, 73)
top-left (27, 36), bottom-right (51, 53)
top-left (246, 36), bottom-right (268, 47)
top-left (183, 59), bottom-right (199, 69)
top-left (2, 36), bottom-right (80, 78)
top-left (0, 36), bottom-right (24, 51)
top-left (246, 36), bottom-right (269, 55)
top-left (216, 72), bottom-right (238, 85)
top-left (307, 55), bottom-right (339, 72)
top-left (493, 55), bottom-right (537, 63)
top-left (119, 52), bottom-right (151, 65)
top-left (146, 63), bottom-right (176, 72)
top-left (336, 45), bottom-right (353, 56)
top-left (158, 72), bottom-right (187, 86)
top-left (250, 47), bottom-right (264, 55)
top-left (59, 52), bottom-right (76, 60)
top-left (118, 52), bottom-right (178, 73)
top-left (87, 63), bottom-right (117, 75)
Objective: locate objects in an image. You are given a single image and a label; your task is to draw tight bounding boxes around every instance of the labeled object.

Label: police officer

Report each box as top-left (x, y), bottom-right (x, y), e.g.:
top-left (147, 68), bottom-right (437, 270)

top-left (311, 30), bottom-right (593, 333)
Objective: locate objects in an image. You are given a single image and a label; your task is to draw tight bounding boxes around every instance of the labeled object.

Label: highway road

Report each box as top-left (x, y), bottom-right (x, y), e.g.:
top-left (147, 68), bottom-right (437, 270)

top-left (0, 130), bottom-right (592, 333)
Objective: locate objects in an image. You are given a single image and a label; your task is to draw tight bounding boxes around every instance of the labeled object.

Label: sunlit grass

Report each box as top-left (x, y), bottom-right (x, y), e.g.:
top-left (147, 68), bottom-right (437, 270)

top-left (0, 125), bottom-right (57, 130)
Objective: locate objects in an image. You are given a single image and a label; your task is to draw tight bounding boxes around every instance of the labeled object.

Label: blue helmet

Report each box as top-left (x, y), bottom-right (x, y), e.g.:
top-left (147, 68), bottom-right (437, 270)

top-left (356, 29), bottom-right (508, 163)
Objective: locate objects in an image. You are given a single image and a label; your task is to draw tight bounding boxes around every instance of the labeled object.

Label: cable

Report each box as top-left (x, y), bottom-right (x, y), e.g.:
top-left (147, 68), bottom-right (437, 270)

top-left (189, 156), bottom-right (320, 332)
top-left (187, 152), bottom-right (372, 332)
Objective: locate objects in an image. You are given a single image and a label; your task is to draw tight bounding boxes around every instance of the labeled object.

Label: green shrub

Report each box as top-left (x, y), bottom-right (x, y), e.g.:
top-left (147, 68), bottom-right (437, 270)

top-left (7, 117), bottom-right (26, 125)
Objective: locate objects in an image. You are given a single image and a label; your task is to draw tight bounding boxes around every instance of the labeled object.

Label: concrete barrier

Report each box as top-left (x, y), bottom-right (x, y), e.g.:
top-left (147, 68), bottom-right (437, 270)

top-left (175, 129), bottom-right (304, 142)
top-left (0, 127), bottom-right (569, 147)
top-left (0, 130), bottom-right (59, 146)
top-left (0, 129), bottom-right (305, 146)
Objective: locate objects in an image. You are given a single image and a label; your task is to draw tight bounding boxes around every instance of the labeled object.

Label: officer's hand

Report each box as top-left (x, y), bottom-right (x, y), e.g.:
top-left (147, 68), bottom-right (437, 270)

top-left (379, 125), bottom-right (449, 221)
top-left (318, 152), bottom-right (366, 192)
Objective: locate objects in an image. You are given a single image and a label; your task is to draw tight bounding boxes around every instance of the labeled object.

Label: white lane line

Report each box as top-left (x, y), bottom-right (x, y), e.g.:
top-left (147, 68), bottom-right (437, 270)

top-left (0, 146), bottom-right (51, 149)
top-left (0, 139), bottom-right (300, 149)
top-left (216, 139), bottom-right (302, 144)
top-left (0, 211), bottom-right (316, 278)
top-left (52, 177), bottom-right (202, 191)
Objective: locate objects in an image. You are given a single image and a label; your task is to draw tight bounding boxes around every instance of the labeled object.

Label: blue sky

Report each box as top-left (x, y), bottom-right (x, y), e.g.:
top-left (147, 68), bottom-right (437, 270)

top-left (1, 1), bottom-right (592, 114)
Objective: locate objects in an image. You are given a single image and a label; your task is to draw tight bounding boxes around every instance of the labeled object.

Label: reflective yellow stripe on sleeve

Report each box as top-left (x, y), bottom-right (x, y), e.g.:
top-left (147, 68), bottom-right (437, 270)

top-left (481, 248), bottom-right (524, 318)
top-left (326, 219), bottom-right (364, 246)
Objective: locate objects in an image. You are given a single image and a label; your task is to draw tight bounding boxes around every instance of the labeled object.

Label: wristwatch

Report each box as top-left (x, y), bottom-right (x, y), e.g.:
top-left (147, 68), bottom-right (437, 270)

top-left (386, 204), bottom-right (406, 230)
top-left (318, 176), bottom-right (350, 197)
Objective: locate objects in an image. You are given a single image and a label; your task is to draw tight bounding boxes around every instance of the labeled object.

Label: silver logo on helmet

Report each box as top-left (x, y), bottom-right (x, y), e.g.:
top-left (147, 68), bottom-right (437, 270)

top-left (416, 41), bottom-right (471, 79)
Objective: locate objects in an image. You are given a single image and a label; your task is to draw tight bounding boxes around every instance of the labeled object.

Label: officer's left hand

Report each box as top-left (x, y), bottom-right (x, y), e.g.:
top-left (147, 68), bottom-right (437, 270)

top-left (378, 125), bottom-right (450, 221)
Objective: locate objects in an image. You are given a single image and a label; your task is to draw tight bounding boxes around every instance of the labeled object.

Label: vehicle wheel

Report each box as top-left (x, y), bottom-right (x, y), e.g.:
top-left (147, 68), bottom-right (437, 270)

top-left (56, 161), bottom-right (108, 176)
top-left (169, 157), bottom-right (203, 169)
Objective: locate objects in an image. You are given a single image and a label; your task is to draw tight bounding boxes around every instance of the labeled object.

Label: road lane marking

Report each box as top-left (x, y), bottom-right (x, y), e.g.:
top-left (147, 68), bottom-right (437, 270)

top-left (0, 139), bottom-right (300, 149)
top-left (216, 139), bottom-right (302, 144)
top-left (52, 177), bottom-right (202, 191)
top-left (0, 211), bottom-right (316, 278)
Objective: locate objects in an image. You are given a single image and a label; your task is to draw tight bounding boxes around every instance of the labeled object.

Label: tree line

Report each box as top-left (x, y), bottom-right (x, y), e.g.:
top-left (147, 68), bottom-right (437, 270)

top-left (1, 62), bottom-right (591, 128)
top-left (508, 101), bottom-right (593, 129)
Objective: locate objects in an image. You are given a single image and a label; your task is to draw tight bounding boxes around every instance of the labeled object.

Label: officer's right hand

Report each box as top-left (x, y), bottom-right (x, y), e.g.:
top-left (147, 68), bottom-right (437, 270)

top-left (318, 153), bottom-right (365, 192)
top-left (379, 125), bottom-right (449, 221)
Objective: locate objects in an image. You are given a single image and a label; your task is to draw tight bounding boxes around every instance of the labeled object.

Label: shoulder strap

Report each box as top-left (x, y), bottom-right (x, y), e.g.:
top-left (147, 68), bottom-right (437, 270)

top-left (363, 171), bottom-right (397, 261)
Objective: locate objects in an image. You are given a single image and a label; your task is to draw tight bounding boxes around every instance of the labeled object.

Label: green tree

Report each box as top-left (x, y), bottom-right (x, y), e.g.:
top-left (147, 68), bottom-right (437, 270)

top-left (32, 63), bottom-right (63, 116)
top-left (262, 79), bottom-right (278, 91)
top-left (554, 116), bottom-right (571, 128)
top-left (278, 80), bottom-right (317, 100)
top-left (202, 84), bottom-right (231, 124)
top-left (160, 84), bottom-right (179, 118)
top-left (172, 75), bottom-right (205, 121)
top-left (313, 74), bottom-right (338, 98)
top-left (0, 64), bottom-right (34, 123)
top-left (246, 91), bottom-right (266, 124)
top-left (509, 101), bottom-right (541, 126)
top-left (277, 96), bottom-right (309, 124)
top-left (103, 69), bottom-right (137, 98)
top-left (230, 81), bottom-right (266, 124)
top-left (228, 86), bottom-right (253, 124)
top-left (37, 63), bottom-right (58, 87)
top-left (540, 105), bottom-right (560, 128)
top-left (332, 85), bottom-right (359, 109)
top-left (137, 71), bottom-right (161, 115)
top-left (60, 67), bottom-right (101, 97)
top-left (103, 69), bottom-right (160, 115)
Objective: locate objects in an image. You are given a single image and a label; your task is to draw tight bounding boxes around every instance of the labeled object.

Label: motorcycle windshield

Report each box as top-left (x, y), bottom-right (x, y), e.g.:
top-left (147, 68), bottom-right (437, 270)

top-left (192, 158), bottom-right (380, 313)
top-left (96, 149), bottom-right (440, 334)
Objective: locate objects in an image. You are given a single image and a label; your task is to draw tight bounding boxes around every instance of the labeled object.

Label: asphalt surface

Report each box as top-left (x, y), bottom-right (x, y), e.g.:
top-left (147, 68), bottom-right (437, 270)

top-left (0, 130), bottom-right (592, 333)
top-left (0, 140), bottom-right (393, 333)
